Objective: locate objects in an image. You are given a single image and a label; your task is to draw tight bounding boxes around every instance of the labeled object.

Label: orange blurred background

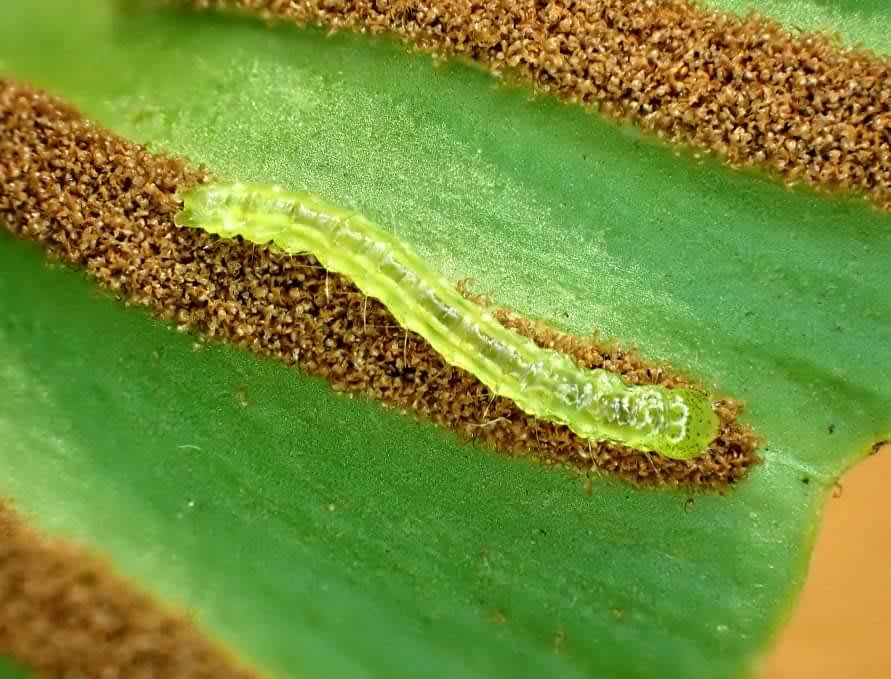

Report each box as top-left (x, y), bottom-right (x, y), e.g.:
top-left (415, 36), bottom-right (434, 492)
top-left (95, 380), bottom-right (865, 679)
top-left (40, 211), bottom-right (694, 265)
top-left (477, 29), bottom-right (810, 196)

top-left (764, 444), bottom-right (891, 678)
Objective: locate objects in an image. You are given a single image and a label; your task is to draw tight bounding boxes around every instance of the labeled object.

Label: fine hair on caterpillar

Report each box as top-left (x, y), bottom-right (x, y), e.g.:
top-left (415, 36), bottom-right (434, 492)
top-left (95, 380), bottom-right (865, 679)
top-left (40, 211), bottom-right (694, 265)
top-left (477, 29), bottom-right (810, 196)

top-left (175, 183), bottom-right (720, 459)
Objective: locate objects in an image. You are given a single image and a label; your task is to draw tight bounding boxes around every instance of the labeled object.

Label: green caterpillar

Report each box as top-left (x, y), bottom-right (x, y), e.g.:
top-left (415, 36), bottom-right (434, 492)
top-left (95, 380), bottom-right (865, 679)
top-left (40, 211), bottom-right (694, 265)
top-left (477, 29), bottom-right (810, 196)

top-left (175, 183), bottom-right (719, 459)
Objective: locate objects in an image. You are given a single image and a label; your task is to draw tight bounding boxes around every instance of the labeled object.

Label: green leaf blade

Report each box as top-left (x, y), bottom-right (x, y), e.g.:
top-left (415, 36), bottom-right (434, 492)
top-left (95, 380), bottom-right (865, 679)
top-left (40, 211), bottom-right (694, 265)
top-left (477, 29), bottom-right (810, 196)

top-left (1, 1), bottom-right (888, 678)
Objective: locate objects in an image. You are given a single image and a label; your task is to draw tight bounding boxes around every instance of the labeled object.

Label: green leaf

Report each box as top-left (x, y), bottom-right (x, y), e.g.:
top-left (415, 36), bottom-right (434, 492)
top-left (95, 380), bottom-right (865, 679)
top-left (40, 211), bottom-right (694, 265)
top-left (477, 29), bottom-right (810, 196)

top-left (1, 2), bottom-right (888, 678)
top-left (706, 0), bottom-right (891, 55)
top-left (0, 657), bottom-right (29, 679)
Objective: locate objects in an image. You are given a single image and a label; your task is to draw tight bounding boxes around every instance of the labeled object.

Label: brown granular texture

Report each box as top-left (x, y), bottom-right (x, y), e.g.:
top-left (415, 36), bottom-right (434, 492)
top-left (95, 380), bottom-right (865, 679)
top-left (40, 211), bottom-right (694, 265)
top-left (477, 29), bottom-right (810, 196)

top-left (0, 500), bottom-right (258, 678)
top-left (0, 78), bottom-right (759, 489)
top-left (186, 0), bottom-right (891, 212)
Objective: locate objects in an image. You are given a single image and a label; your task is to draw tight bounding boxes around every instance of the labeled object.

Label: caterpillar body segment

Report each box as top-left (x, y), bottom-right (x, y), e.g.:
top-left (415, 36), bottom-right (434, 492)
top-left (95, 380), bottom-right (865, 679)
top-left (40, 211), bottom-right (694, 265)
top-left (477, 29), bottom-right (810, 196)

top-left (176, 183), bottom-right (719, 459)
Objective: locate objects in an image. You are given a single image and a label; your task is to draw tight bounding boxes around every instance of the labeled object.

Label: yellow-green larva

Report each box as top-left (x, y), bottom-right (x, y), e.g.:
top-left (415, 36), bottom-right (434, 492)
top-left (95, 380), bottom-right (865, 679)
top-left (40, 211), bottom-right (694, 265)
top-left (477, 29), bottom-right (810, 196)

top-left (175, 183), bottom-right (719, 459)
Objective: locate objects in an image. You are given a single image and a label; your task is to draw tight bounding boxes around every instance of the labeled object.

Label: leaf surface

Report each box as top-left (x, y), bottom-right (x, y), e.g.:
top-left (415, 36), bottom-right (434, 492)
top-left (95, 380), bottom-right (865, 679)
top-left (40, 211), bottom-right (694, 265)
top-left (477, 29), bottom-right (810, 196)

top-left (706, 0), bottom-right (890, 54)
top-left (1, 2), bottom-right (889, 678)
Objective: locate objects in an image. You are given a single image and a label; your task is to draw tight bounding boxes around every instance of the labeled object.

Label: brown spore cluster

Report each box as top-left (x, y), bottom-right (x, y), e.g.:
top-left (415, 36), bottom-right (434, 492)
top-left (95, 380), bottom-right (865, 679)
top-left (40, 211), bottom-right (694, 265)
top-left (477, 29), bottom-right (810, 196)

top-left (187, 0), bottom-right (891, 211)
top-left (0, 500), bottom-right (257, 678)
top-left (0, 78), bottom-right (759, 490)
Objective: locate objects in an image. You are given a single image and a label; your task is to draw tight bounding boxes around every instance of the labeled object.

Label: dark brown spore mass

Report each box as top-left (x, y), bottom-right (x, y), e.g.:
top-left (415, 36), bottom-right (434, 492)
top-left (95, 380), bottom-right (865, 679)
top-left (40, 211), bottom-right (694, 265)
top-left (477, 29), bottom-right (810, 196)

top-left (187, 0), bottom-right (891, 212)
top-left (0, 78), bottom-right (759, 489)
top-left (0, 79), bottom-right (760, 490)
top-left (0, 500), bottom-right (258, 678)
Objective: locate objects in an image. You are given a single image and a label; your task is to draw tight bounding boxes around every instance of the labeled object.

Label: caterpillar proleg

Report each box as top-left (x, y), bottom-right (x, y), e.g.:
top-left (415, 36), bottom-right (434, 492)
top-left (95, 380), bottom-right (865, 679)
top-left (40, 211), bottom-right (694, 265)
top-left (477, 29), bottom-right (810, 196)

top-left (175, 183), bottom-right (719, 459)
